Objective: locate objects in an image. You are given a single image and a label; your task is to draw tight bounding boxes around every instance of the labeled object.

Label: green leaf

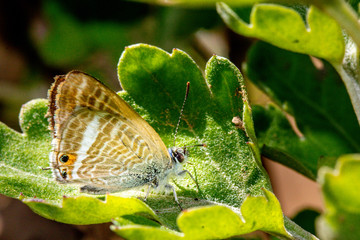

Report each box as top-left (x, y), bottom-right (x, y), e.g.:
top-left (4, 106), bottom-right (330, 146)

top-left (217, 3), bottom-right (344, 63)
top-left (0, 99), bottom-right (78, 200)
top-left (317, 154), bottom-right (360, 239)
top-left (253, 105), bottom-right (328, 180)
top-left (112, 189), bottom-right (297, 239)
top-left (24, 195), bottom-right (158, 225)
top-left (248, 42), bottom-right (360, 179)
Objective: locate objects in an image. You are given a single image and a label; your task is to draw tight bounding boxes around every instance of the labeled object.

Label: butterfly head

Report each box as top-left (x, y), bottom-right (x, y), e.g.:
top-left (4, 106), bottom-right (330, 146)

top-left (169, 147), bottom-right (188, 165)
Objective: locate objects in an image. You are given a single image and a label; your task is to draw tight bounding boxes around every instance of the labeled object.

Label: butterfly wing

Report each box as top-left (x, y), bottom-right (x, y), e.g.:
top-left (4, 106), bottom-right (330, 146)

top-left (48, 71), bottom-right (171, 191)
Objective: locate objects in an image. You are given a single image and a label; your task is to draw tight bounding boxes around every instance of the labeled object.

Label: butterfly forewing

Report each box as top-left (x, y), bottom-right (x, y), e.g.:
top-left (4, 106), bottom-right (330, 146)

top-left (48, 71), bottom-right (171, 190)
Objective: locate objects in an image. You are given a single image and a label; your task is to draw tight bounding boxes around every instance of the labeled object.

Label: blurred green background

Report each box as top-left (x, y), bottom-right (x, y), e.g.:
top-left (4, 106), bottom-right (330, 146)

top-left (0, 0), bottom-right (252, 132)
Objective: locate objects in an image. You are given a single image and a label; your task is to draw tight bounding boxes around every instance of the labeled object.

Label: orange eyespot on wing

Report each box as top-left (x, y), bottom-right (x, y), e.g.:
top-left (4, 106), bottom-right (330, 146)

top-left (58, 153), bottom-right (77, 165)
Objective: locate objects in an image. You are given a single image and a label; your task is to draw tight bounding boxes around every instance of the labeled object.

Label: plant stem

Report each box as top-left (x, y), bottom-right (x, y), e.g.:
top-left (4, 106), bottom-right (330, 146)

top-left (333, 64), bottom-right (360, 125)
top-left (309, 0), bottom-right (360, 124)
top-left (283, 216), bottom-right (320, 240)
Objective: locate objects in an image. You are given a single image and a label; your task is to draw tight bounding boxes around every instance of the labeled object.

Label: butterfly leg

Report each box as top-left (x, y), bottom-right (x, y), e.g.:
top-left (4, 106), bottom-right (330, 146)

top-left (144, 185), bottom-right (152, 201)
top-left (177, 169), bottom-right (201, 195)
top-left (165, 184), bottom-right (182, 210)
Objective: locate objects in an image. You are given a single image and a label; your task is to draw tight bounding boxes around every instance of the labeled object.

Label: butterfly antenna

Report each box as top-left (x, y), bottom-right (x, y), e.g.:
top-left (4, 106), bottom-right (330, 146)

top-left (183, 143), bottom-right (207, 154)
top-left (174, 82), bottom-right (190, 147)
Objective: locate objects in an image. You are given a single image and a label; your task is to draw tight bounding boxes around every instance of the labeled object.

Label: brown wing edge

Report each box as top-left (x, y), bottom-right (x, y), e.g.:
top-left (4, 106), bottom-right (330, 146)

top-left (47, 74), bottom-right (66, 138)
top-left (47, 70), bottom-right (100, 137)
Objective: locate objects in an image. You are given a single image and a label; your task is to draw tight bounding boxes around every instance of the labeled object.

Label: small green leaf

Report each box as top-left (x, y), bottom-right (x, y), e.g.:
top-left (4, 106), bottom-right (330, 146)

top-left (179, 189), bottom-right (288, 238)
top-left (248, 42), bottom-right (360, 179)
top-left (217, 3), bottom-right (344, 63)
top-left (24, 195), bottom-right (158, 225)
top-left (19, 99), bottom-right (51, 140)
top-left (317, 154), bottom-right (360, 239)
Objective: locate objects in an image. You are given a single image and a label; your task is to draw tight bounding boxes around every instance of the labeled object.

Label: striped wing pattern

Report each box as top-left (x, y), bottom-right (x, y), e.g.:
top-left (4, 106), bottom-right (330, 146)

top-left (48, 71), bottom-right (172, 192)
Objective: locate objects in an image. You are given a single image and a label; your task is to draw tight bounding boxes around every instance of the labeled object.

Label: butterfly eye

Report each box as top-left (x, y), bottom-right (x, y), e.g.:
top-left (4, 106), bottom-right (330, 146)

top-left (174, 150), bottom-right (185, 163)
top-left (178, 153), bottom-right (185, 163)
top-left (59, 154), bottom-right (69, 163)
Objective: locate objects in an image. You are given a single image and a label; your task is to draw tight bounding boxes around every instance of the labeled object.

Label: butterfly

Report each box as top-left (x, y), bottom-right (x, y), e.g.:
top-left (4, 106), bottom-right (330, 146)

top-left (46, 70), bottom-right (199, 209)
